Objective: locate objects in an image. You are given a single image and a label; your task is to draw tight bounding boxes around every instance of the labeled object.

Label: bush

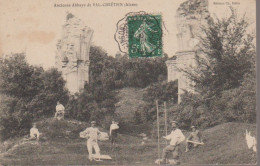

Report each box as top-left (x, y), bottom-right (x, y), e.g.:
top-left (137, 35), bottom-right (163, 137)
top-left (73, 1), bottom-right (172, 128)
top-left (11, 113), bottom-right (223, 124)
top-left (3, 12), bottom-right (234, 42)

top-left (89, 46), bottom-right (168, 89)
top-left (173, 79), bottom-right (256, 130)
top-left (175, 8), bottom-right (256, 129)
top-left (135, 81), bottom-right (178, 124)
top-left (65, 82), bottom-right (118, 126)
top-left (0, 96), bottom-right (32, 140)
top-left (184, 8), bottom-right (255, 97)
top-left (0, 54), bottom-right (69, 140)
top-left (221, 73), bottom-right (256, 123)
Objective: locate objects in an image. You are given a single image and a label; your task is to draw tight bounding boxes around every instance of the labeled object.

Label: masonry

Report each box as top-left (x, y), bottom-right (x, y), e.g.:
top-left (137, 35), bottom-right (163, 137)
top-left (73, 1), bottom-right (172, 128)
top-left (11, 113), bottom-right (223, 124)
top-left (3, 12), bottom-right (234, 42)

top-left (55, 13), bottom-right (93, 94)
top-left (166, 0), bottom-right (210, 103)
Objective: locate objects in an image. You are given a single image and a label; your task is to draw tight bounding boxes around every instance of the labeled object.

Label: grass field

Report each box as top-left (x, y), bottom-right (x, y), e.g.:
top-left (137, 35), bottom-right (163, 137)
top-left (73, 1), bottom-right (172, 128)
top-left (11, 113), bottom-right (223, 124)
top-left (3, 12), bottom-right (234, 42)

top-left (0, 118), bottom-right (256, 165)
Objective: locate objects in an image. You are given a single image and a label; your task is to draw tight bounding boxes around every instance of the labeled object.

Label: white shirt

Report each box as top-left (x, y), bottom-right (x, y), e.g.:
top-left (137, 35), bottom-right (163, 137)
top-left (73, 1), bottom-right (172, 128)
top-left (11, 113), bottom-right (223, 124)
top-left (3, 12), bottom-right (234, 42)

top-left (83, 127), bottom-right (101, 141)
top-left (56, 104), bottom-right (65, 112)
top-left (165, 128), bottom-right (185, 145)
top-left (110, 123), bottom-right (119, 135)
top-left (30, 127), bottom-right (39, 139)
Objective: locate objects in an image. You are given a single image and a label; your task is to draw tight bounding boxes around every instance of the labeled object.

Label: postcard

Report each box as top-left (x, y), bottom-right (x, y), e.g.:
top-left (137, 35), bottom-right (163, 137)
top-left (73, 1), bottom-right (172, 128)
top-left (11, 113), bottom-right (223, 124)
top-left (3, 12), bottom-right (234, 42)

top-left (0, 0), bottom-right (256, 165)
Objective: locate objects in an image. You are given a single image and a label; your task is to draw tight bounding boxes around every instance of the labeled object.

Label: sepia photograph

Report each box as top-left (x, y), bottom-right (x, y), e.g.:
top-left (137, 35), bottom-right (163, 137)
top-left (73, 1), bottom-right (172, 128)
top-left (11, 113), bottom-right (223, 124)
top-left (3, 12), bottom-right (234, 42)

top-left (0, 0), bottom-right (257, 165)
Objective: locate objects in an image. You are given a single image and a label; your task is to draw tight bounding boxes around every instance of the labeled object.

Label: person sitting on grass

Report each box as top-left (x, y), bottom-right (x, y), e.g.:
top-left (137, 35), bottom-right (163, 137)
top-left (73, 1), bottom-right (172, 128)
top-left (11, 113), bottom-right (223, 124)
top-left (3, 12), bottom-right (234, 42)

top-left (161, 121), bottom-right (185, 164)
top-left (185, 125), bottom-right (203, 152)
top-left (30, 123), bottom-right (40, 141)
top-left (54, 101), bottom-right (65, 120)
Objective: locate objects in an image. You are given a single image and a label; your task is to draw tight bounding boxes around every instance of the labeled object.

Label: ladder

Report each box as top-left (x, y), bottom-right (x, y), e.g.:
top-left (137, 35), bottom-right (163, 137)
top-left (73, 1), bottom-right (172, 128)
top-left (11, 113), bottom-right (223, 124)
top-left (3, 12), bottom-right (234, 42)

top-left (156, 100), bottom-right (168, 161)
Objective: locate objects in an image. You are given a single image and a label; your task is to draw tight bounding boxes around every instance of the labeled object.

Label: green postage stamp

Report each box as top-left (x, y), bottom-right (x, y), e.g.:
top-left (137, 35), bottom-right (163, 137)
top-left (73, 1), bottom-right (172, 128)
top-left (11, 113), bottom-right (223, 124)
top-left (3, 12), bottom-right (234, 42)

top-left (127, 14), bottom-right (162, 58)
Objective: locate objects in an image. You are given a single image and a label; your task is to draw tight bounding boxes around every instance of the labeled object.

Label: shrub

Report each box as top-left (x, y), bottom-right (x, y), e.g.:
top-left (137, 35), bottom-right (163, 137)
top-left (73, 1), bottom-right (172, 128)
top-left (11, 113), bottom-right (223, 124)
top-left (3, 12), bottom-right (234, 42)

top-left (0, 54), bottom-right (69, 140)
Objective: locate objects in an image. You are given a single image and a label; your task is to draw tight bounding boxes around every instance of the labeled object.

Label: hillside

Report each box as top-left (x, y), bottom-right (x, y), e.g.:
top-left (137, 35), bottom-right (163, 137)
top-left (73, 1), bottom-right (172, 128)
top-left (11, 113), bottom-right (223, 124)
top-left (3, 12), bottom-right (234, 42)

top-left (0, 119), bottom-right (256, 165)
top-left (115, 87), bottom-right (147, 123)
top-left (180, 122), bottom-right (256, 165)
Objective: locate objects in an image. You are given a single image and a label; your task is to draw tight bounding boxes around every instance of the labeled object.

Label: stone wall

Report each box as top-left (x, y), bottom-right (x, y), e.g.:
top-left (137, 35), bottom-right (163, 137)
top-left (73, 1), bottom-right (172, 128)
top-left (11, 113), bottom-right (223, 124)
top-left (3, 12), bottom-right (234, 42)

top-left (166, 0), bottom-right (210, 103)
top-left (55, 13), bottom-right (93, 94)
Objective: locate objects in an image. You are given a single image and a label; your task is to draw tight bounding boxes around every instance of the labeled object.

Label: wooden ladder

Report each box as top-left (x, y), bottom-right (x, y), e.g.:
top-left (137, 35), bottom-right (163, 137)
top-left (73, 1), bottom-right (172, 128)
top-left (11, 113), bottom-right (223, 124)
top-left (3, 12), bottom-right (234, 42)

top-left (156, 100), bottom-right (168, 163)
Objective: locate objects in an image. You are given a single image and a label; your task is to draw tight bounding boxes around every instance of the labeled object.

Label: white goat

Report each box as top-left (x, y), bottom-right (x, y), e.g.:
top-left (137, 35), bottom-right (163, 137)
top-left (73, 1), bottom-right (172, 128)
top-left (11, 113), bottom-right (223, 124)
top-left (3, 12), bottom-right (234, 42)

top-left (245, 129), bottom-right (257, 152)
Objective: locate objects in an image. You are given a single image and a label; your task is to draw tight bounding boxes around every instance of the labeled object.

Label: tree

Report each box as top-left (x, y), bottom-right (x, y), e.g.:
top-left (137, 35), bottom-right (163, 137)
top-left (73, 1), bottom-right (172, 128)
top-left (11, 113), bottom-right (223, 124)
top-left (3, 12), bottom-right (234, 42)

top-left (175, 9), bottom-right (256, 128)
top-left (142, 81), bottom-right (178, 122)
top-left (89, 46), bottom-right (109, 86)
top-left (185, 8), bottom-right (255, 97)
top-left (0, 54), bottom-right (43, 101)
top-left (220, 59), bottom-right (256, 123)
top-left (143, 81), bottom-right (178, 105)
top-left (0, 53), bottom-right (69, 140)
top-left (27, 68), bottom-right (69, 118)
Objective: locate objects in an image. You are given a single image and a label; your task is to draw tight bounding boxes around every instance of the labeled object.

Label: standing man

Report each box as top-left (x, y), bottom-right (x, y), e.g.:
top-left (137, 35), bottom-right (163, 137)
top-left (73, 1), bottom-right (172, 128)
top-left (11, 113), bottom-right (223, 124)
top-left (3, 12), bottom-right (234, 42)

top-left (161, 121), bottom-right (185, 164)
top-left (54, 101), bottom-right (65, 120)
top-left (185, 126), bottom-right (203, 152)
top-left (81, 121), bottom-right (101, 161)
top-left (110, 121), bottom-right (119, 145)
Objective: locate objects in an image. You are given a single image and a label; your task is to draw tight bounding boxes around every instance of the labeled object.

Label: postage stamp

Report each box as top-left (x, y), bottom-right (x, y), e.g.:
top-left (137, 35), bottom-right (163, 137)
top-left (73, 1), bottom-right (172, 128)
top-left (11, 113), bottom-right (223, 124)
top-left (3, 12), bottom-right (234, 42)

top-left (115, 12), bottom-right (163, 58)
top-left (127, 14), bottom-right (162, 58)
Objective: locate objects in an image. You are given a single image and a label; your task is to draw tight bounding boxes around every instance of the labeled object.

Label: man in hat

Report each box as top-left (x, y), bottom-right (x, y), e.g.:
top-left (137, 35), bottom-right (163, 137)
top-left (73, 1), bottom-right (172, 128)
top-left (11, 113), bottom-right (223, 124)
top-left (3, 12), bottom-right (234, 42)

top-left (81, 121), bottom-right (101, 161)
top-left (185, 125), bottom-right (203, 152)
top-left (54, 101), bottom-right (65, 120)
top-left (161, 121), bottom-right (185, 164)
top-left (110, 120), bottom-right (119, 145)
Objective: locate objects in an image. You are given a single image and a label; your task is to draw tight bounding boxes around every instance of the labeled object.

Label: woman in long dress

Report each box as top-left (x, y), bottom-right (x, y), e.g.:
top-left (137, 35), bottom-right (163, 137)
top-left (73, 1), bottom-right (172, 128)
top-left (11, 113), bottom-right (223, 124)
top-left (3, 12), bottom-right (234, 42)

top-left (134, 20), bottom-right (157, 55)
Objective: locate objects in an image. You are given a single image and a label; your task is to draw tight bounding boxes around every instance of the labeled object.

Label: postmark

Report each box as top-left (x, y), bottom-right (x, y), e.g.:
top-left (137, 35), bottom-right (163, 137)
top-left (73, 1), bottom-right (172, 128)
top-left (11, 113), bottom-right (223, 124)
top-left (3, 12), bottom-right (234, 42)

top-left (115, 12), bottom-right (163, 58)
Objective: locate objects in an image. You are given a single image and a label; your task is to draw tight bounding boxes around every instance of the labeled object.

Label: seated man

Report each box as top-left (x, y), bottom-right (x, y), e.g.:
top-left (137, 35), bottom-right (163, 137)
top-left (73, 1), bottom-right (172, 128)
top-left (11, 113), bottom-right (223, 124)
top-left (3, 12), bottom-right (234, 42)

top-left (161, 121), bottom-right (185, 164)
top-left (185, 126), bottom-right (203, 152)
top-left (54, 101), bottom-right (65, 120)
top-left (30, 123), bottom-right (40, 141)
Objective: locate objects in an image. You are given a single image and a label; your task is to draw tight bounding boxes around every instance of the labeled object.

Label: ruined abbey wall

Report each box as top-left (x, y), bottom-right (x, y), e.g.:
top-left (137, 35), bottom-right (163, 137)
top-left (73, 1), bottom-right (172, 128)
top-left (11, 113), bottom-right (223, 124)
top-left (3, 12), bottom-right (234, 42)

top-left (55, 13), bottom-right (93, 94)
top-left (166, 0), bottom-right (210, 103)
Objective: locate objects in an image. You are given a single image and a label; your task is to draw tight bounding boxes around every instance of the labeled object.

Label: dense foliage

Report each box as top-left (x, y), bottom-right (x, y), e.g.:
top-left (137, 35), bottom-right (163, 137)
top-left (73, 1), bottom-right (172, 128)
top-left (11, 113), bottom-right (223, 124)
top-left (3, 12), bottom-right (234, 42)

top-left (132, 81), bottom-right (178, 124)
top-left (66, 46), bottom-right (168, 127)
top-left (174, 9), bottom-right (256, 129)
top-left (0, 54), bottom-right (69, 140)
top-left (89, 46), bottom-right (168, 89)
top-left (0, 46), bottom-right (168, 139)
top-left (184, 9), bottom-right (255, 96)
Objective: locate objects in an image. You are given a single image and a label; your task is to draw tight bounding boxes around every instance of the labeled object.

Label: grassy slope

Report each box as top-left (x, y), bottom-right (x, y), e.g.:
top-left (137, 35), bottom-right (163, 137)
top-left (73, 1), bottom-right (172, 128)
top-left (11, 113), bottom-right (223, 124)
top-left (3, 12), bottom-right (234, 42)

top-left (115, 87), bottom-right (147, 123)
top-left (180, 122), bottom-right (257, 165)
top-left (0, 118), bottom-right (158, 166)
top-left (0, 87), bottom-right (256, 165)
top-left (0, 118), bottom-right (256, 165)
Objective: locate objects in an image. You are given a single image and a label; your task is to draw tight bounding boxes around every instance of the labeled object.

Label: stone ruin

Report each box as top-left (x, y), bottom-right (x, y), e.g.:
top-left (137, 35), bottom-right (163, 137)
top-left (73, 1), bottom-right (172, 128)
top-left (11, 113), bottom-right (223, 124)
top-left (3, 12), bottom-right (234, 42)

top-left (166, 0), bottom-right (211, 103)
top-left (55, 13), bottom-right (93, 94)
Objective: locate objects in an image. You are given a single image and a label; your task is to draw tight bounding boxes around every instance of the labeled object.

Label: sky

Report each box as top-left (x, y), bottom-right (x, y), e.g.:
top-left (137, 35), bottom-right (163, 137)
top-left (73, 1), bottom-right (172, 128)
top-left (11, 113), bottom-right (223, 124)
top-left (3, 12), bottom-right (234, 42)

top-left (0, 0), bottom-right (256, 69)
